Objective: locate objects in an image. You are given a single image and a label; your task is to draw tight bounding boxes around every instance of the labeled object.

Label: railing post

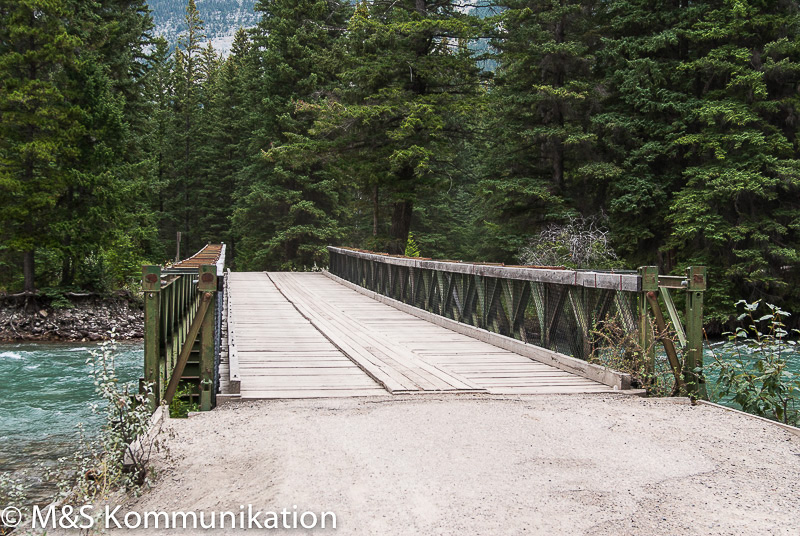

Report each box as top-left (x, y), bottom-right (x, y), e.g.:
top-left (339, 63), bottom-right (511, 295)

top-left (684, 266), bottom-right (707, 400)
top-left (198, 264), bottom-right (217, 411)
top-left (638, 266), bottom-right (658, 386)
top-left (142, 265), bottom-right (162, 405)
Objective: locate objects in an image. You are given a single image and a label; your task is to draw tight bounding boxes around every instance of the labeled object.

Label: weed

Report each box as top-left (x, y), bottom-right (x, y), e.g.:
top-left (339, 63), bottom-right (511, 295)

top-left (169, 384), bottom-right (200, 418)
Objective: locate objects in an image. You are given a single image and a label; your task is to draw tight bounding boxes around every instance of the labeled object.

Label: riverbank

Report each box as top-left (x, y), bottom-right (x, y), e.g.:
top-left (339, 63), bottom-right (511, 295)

top-left (0, 294), bottom-right (143, 341)
top-left (48, 393), bottom-right (800, 536)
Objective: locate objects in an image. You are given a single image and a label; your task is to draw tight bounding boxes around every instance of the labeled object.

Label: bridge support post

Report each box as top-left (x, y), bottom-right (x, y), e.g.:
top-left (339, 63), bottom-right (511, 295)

top-left (684, 266), bottom-right (707, 400)
top-left (142, 265), bottom-right (162, 405)
top-left (198, 265), bottom-right (218, 411)
top-left (638, 267), bottom-right (658, 387)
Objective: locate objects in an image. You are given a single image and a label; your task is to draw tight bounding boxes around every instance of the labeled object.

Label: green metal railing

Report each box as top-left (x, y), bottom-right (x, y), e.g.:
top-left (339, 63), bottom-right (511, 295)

top-left (328, 247), bottom-right (707, 397)
top-left (142, 244), bottom-right (225, 410)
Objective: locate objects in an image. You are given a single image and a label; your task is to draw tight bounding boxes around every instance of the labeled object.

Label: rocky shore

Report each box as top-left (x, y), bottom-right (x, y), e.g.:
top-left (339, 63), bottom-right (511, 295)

top-left (0, 294), bottom-right (144, 341)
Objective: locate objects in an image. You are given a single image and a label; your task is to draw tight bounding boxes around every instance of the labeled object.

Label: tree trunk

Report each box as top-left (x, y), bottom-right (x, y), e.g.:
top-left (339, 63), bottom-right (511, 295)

top-left (552, 140), bottom-right (564, 191)
top-left (372, 184), bottom-right (379, 237)
top-left (388, 200), bottom-right (413, 254)
top-left (23, 250), bottom-right (35, 293)
top-left (61, 255), bottom-right (74, 287)
top-left (60, 209), bottom-right (74, 286)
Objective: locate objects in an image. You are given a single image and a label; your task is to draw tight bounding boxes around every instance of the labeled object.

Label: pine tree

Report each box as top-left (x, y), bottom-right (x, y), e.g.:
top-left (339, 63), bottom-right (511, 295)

top-left (666, 0), bottom-right (800, 315)
top-left (54, 0), bottom-right (156, 289)
top-left (478, 0), bottom-right (603, 262)
top-left (596, 0), bottom-right (800, 316)
top-left (232, 0), bottom-right (351, 270)
top-left (198, 29), bottom-right (253, 260)
top-left (294, 0), bottom-right (486, 254)
top-left (593, 0), bottom-right (699, 268)
top-left (0, 0), bottom-right (83, 291)
top-left (142, 36), bottom-right (174, 262)
top-left (165, 0), bottom-right (209, 254)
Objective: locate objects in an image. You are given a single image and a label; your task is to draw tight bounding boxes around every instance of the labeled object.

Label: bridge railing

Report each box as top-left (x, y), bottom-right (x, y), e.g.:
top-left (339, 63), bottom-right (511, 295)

top-left (142, 244), bottom-right (226, 410)
top-left (327, 246), bottom-right (706, 396)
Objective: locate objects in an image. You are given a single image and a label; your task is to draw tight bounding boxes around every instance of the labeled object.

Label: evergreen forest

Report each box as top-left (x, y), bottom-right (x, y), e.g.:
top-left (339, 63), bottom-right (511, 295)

top-left (1, 0), bottom-right (799, 328)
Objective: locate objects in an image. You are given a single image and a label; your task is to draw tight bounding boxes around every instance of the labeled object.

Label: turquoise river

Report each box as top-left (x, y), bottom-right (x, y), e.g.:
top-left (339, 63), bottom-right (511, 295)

top-left (0, 342), bottom-right (142, 500)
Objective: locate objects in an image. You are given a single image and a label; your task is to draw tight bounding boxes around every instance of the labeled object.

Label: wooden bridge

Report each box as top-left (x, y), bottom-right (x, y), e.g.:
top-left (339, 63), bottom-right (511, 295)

top-left (142, 245), bottom-right (707, 408)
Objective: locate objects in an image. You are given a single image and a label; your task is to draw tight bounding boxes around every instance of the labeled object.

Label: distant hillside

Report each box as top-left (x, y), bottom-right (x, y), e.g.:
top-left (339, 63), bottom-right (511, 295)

top-left (148, 0), bottom-right (259, 55)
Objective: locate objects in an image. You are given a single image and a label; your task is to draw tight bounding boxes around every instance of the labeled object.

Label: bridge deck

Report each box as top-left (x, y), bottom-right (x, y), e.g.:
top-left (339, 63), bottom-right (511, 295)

top-left (227, 272), bottom-right (615, 399)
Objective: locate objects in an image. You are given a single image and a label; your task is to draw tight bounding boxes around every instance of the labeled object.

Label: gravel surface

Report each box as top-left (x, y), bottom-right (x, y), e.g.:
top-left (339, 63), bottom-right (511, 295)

top-left (95, 394), bottom-right (800, 535)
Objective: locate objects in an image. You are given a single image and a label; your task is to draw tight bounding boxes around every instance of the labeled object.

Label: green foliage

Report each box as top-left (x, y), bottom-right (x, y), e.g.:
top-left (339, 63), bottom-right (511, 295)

top-left (292, 0), bottom-right (487, 254)
top-left (40, 287), bottom-right (76, 309)
top-left (0, 0), bottom-right (83, 292)
top-left (404, 233), bottom-right (421, 257)
top-left (708, 300), bottom-right (800, 425)
top-left (0, 0), bottom-right (158, 293)
top-left (232, 0), bottom-right (351, 271)
top-left (160, 0), bottom-right (213, 256)
top-left (596, 0), bottom-right (800, 322)
top-left (169, 384), bottom-right (200, 418)
top-left (2, 0), bottom-right (800, 333)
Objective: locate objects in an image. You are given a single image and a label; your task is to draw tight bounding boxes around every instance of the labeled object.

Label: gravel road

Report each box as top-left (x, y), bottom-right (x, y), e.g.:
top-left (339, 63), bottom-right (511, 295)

top-left (88, 394), bottom-right (800, 535)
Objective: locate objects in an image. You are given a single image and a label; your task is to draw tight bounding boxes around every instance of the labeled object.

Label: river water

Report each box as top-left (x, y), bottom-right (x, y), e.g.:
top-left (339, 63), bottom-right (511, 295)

top-left (0, 341), bottom-right (142, 500)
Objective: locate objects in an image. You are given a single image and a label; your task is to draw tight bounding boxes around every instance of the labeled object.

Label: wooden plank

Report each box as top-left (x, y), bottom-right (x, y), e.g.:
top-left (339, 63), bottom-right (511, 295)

top-left (228, 271), bottom-right (616, 398)
top-left (269, 272), bottom-right (614, 395)
top-left (270, 272), bottom-right (485, 392)
top-left (241, 368), bottom-right (375, 375)
top-left (227, 272), bottom-right (387, 400)
top-left (239, 389), bottom-right (390, 398)
top-left (325, 270), bottom-right (629, 390)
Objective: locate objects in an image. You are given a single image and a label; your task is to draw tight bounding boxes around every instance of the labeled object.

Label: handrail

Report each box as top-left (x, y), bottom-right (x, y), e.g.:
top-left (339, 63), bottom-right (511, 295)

top-left (142, 244), bottom-right (225, 410)
top-left (328, 247), bottom-right (640, 291)
top-left (327, 246), bottom-right (707, 397)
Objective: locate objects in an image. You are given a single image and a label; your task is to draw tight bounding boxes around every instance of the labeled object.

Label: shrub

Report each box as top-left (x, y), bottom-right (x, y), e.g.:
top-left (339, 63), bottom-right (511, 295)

top-left (518, 215), bottom-right (620, 269)
top-left (42, 335), bottom-right (165, 505)
top-left (404, 233), bottom-right (421, 258)
top-left (707, 300), bottom-right (800, 425)
top-left (76, 335), bottom-right (164, 497)
top-left (589, 314), bottom-right (680, 396)
top-left (169, 384), bottom-right (200, 418)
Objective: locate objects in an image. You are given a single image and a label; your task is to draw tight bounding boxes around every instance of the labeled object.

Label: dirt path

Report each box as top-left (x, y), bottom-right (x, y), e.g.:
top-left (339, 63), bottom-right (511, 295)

top-left (112, 394), bottom-right (798, 535)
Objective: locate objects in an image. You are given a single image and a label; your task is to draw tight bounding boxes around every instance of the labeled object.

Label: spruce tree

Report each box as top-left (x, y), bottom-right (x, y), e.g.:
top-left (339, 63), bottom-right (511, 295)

top-left (55, 0), bottom-right (156, 288)
top-left (294, 0), bottom-right (486, 254)
top-left (478, 0), bottom-right (602, 261)
top-left (165, 0), bottom-right (209, 254)
top-left (142, 36), bottom-right (174, 262)
top-left (667, 0), bottom-right (800, 314)
top-left (597, 0), bottom-right (800, 315)
top-left (594, 0), bottom-right (700, 267)
top-left (198, 29), bottom-right (253, 260)
top-left (232, 0), bottom-right (351, 270)
top-left (0, 0), bottom-right (82, 291)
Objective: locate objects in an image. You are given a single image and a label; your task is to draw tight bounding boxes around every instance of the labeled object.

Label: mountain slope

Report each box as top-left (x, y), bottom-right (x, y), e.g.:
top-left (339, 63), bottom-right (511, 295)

top-left (148, 0), bottom-right (259, 55)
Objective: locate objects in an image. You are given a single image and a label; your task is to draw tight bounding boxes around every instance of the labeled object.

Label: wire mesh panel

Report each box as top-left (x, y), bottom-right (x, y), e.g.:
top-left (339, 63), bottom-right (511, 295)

top-left (328, 247), bottom-right (642, 363)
